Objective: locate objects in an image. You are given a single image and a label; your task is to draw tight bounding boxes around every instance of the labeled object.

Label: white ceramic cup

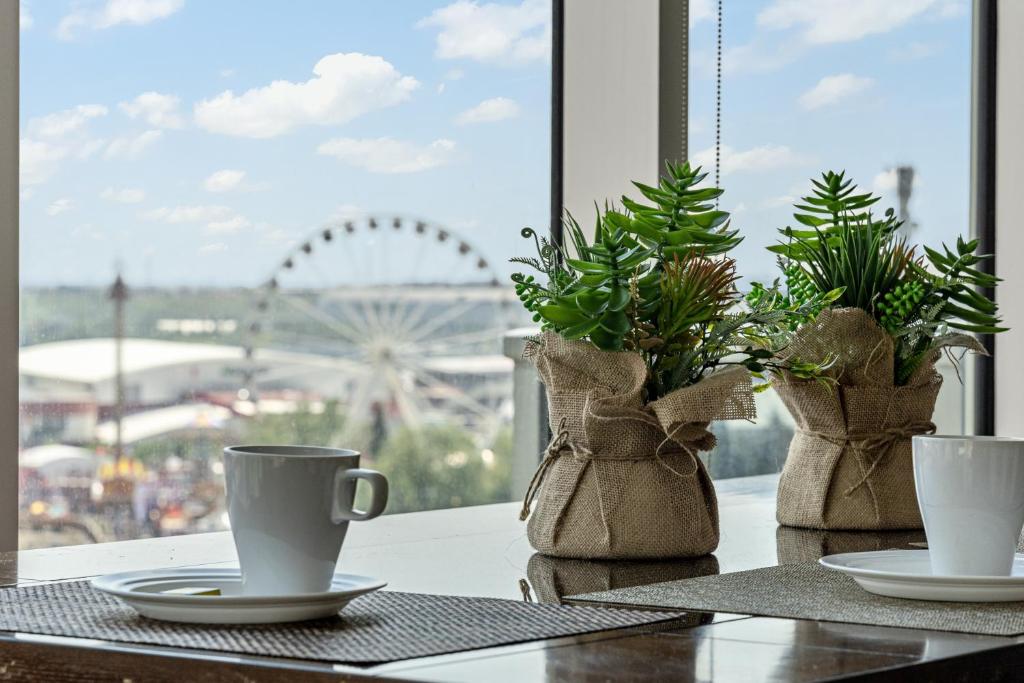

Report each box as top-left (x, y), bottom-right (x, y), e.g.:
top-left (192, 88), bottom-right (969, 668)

top-left (223, 445), bottom-right (388, 596)
top-left (912, 435), bottom-right (1024, 576)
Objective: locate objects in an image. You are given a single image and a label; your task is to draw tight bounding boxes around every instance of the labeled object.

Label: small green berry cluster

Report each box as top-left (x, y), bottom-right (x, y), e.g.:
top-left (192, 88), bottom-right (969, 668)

top-left (745, 263), bottom-right (826, 332)
top-left (784, 264), bottom-right (817, 307)
top-left (878, 281), bottom-right (925, 333)
top-left (513, 274), bottom-right (549, 327)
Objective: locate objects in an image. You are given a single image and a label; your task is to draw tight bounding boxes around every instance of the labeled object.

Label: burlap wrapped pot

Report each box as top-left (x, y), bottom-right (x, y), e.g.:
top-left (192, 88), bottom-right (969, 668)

top-left (775, 308), bottom-right (981, 531)
top-left (519, 332), bottom-right (755, 560)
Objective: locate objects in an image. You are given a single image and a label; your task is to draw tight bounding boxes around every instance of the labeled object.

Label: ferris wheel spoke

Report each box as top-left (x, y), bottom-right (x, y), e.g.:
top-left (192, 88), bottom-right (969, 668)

top-left (383, 365), bottom-right (423, 428)
top-left (388, 291), bottom-right (432, 339)
top-left (258, 330), bottom-right (362, 356)
top-left (338, 368), bottom-right (377, 444)
top-left (382, 292), bottom-right (406, 338)
top-left (399, 357), bottom-right (496, 419)
top-left (403, 301), bottom-right (481, 343)
top-left (280, 295), bottom-right (366, 347)
top-left (405, 326), bottom-right (508, 355)
top-left (254, 361), bottom-right (362, 386)
top-left (359, 295), bottom-right (390, 337)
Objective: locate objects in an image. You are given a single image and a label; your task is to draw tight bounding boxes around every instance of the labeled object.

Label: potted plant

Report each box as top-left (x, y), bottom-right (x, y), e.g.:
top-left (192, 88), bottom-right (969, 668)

top-left (511, 162), bottom-right (829, 559)
top-left (748, 171), bottom-right (1005, 530)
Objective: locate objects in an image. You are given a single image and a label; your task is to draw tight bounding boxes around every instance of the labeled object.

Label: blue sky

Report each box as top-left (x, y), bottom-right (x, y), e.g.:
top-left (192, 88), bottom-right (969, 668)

top-left (19, 0), bottom-right (552, 286)
top-left (688, 0), bottom-right (972, 284)
top-left (19, 0), bottom-right (972, 289)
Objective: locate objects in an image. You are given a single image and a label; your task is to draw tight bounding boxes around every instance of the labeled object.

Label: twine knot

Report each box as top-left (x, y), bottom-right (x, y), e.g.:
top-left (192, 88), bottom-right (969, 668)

top-left (840, 420), bottom-right (935, 496)
top-left (517, 415), bottom-right (708, 522)
top-left (519, 417), bottom-right (593, 521)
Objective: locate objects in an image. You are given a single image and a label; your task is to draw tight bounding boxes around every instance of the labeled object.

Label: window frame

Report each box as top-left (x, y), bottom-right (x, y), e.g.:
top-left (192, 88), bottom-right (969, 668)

top-left (0, 0), bottom-right (999, 550)
top-left (1, 1), bottom-right (18, 552)
top-left (972, 0), bottom-right (997, 435)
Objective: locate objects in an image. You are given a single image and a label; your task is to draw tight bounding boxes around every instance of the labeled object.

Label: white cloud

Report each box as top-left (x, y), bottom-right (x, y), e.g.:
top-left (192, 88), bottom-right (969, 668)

top-left (418, 0), bottom-right (551, 65)
top-left (58, 0), bottom-right (184, 41)
top-left (194, 53), bottom-right (419, 138)
top-left (199, 242), bottom-right (228, 254)
top-left (46, 198), bottom-right (73, 216)
top-left (889, 41), bottom-right (940, 62)
top-left (119, 92), bottom-right (184, 128)
top-left (330, 204), bottom-right (364, 221)
top-left (692, 144), bottom-right (812, 176)
top-left (203, 169), bottom-right (246, 193)
top-left (455, 97), bottom-right (520, 124)
top-left (219, 68), bottom-right (235, 78)
top-left (873, 168), bottom-right (898, 193)
top-left (28, 104), bottom-right (108, 138)
top-left (20, 2), bottom-right (33, 30)
top-left (100, 187), bottom-right (146, 203)
top-left (20, 138), bottom-right (68, 187)
top-left (799, 74), bottom-right (874, 110)
top-left (103, 130), bottom-right (163, 159)
top-left (144, 204), bottom-right (232, 223)
top-left (763, 195), bottom-right (797, 209)
top-left (317, 137), bottom-right (456, 174)
top-left (144, 204), bottom-right (250, 233)
top-left (77, 139), bottom-right (107, 159)
top-left (690, 0), bottom-right (713, 25)
top-left (206, 216), bottom-right (250, 234)
top-left (937, 0), bottom-right (968, 18)
top-left (758, 0), bottom-right (944, 45)
top-left (691, 39), bottom-right (805, 78)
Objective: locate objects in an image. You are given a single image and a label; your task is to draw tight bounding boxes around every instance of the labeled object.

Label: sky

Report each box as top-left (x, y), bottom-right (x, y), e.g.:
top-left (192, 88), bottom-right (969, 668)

top-left (19, 0), bottom-right (972, 289)
top-left (19, 0), bottom-right (552, 287)
top-left (688, 0), bottom-right (972, 284)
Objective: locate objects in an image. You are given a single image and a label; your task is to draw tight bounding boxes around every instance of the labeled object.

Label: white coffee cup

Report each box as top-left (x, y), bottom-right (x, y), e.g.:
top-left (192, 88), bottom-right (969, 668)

top-left (223, 445), bottom-right (388, 595)
top-left (912, 435), bottom-right (1024, 576)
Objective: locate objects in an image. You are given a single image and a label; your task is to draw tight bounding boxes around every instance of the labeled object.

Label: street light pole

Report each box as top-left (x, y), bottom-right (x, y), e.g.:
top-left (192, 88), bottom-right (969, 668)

top-left (108, 273), bottom-right (128, 466)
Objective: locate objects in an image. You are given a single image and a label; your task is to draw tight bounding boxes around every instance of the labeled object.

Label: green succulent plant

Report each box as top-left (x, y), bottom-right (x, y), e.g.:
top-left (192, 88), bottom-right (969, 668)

top-left (511, 161), bottom-right (830, 401)
top-left (750, 170), bottom-right (1006, 384)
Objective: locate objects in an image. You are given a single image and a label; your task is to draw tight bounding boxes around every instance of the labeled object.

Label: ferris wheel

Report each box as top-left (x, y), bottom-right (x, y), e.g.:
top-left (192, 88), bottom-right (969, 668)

top-left (242, 215), bottom-right (521, 446)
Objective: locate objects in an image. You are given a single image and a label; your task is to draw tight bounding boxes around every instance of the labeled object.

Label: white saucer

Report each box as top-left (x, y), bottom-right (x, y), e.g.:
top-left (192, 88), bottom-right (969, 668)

top-left (820, 550), bottom-right (1024, 602)
top-left (92, 568), bottom-right (386, 624)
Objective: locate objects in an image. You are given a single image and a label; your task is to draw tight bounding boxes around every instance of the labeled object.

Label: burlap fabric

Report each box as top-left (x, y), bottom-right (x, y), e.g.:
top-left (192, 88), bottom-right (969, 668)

top-left (526, 553), bottom-right (719, 606)
top-left (775, 308), bottom-right (981, 530)
top-left (520, 332), bottom-right (755, 559)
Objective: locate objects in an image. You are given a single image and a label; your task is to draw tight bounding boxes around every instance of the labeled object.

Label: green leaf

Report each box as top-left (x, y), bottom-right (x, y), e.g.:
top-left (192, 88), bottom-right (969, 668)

top-left (566, 258), bottom-right (608, 273)
top-left (576, 290), bottom-right (609, 316)
top-left (537, 304), bottom-right (587, 326)
top-left (598, 309), bottom-right (631, 336)
top-left (589, 325), bottom-right (623, 350)
top-left (606, 285), bottom-right (631, 312)
top-left (561, 319), bottom-right (601, 340)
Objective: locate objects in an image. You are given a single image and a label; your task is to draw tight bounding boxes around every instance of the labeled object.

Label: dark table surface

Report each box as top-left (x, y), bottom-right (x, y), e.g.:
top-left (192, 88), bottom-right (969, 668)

top-left (2, 474), bottom-right (1021, 682)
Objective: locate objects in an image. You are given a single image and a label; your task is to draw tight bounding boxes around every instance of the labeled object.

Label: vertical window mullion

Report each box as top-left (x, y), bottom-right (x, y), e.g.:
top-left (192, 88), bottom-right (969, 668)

top-left (0, 1), bottom-right (20, 552)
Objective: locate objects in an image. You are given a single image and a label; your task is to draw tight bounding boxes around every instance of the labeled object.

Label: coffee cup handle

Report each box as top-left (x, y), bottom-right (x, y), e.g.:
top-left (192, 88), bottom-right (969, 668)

top-left (331, 468), bottom-right (389, 522)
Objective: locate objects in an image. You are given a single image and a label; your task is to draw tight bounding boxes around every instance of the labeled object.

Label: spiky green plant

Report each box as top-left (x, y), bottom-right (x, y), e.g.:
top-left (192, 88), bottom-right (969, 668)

top-left (511, 161), bottom-right (830, 401)
top-left (751, 170), bottom-right (1006, 384)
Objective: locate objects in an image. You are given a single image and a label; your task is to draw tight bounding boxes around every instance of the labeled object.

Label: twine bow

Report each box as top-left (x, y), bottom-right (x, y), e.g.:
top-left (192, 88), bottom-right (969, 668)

top-left (518, 415), bottom-right (709, 522)
top-left (519, 417), bottom-right (592, 521)
top-left (800, 420), bottom-right (936, 497)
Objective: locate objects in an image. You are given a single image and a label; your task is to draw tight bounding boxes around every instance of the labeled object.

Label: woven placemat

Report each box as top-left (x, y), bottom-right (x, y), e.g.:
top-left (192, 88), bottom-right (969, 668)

top-left (0, 581), bottom-right (681, 666)
top-left (571, 562), bottom-right (1024, 637)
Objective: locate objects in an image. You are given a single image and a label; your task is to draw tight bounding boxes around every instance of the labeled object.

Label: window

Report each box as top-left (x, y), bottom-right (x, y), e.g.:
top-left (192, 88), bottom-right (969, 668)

top-left (17, 0), bottom-right (551, 548)
top-left (688, 1), bottom-right (974, 478)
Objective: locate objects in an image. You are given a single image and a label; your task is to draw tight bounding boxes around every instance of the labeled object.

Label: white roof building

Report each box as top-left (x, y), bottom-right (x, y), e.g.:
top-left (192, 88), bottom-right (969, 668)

top-left (20, 338), bottom-right (510, 407)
